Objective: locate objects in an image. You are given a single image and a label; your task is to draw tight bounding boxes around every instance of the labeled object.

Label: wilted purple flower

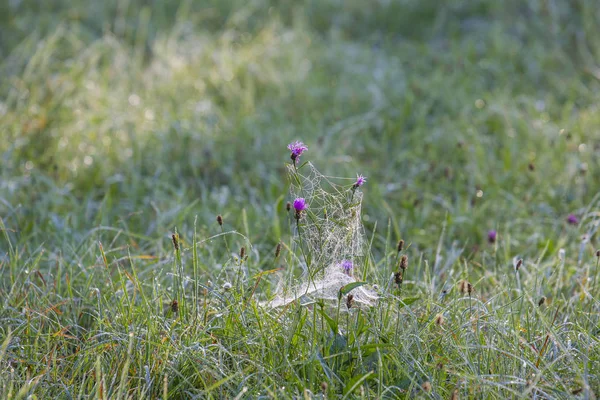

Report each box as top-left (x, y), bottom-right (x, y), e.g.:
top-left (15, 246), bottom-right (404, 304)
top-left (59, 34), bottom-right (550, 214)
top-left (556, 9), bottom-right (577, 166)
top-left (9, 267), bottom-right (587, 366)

top-left (293, 198), bottom-right (307, 212)
top-left (353, 174), bottom-right (367, 188)
top-left (287, 141), bottom-right (308, 162)
top-left (487, 230), bottom-right (497, 244)
top-left (567, 214), bottom-right (579, 225)
top-left (341, 260), bottom-right (353, 275)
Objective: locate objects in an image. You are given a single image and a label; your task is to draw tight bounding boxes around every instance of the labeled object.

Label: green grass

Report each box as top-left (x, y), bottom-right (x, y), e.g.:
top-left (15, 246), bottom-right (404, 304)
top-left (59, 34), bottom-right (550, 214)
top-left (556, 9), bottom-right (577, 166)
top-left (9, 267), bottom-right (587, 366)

top-left (1, 0), bottom-right (600, 398)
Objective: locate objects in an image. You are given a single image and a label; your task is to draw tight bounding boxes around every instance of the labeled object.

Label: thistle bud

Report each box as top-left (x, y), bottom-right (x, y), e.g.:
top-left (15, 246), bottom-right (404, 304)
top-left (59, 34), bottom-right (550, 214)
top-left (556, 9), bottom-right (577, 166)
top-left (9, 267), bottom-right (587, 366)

top-left (286, 202), bottom-right (291, 212)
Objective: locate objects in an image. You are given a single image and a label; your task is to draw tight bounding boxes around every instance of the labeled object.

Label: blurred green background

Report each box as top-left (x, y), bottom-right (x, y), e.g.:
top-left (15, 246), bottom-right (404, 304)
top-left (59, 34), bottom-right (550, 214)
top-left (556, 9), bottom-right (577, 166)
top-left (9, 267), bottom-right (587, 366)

top-left (2, 0), bottom-right (600, 257)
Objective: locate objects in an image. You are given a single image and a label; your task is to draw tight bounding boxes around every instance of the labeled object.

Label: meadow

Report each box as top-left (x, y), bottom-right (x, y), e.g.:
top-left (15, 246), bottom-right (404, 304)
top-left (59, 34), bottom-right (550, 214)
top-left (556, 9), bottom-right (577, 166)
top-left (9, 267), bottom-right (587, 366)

top-left (1, 0), bottom-right (600, 398)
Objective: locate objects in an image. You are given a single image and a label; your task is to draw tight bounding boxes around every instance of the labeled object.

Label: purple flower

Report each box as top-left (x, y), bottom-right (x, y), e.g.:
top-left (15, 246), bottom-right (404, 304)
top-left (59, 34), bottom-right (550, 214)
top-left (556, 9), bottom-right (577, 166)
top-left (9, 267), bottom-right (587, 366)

top-left (293, 198), bottom-right (307, 212)
top-left (341, 260), bottom-right (353, 275)
top-left (487, 230), bottom-right (497, 244)
top-left (353, 174), bottom-right (367, 188)
top-left (287, 141), bottom-right (308, 162)
top-left (567, 214), bottom-right (579, 225)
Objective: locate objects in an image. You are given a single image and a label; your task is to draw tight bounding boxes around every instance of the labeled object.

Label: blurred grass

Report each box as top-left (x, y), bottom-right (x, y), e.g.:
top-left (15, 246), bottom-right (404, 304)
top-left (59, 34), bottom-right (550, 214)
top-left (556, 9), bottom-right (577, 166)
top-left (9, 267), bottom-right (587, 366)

top-left (1, 0), bottom-right (600, 397)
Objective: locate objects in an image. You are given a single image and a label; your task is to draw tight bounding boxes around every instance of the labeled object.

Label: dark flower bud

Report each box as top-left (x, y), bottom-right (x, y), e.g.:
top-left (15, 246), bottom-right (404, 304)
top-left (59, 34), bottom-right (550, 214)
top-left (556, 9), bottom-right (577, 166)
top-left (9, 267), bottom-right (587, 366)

top-left (170, 299), bottom-right (179, 313)
top-left (275, 242), bottom-right (282, 258)
top-left (217, 215), bottom-right (223, 226)
top-left (516, 259), bottom-right (522, 271)
top-left (240, 247), bottom-right (246, 259)
top-left (172, 234), bottom-right (179, 251)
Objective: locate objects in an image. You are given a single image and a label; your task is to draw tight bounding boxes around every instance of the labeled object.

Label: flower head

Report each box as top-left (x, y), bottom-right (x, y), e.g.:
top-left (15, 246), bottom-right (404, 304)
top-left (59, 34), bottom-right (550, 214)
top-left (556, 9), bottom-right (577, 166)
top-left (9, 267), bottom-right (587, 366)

top-left (353, 174), bottom-right (367, 188)
top-left (287, 141), bottom-right (308, 162)
top-left (293, 197), bottom-right (307, 220)
top-left (293, 198), bottom-right (307, 212)
top-left (340, 259), bottom-right (353, 275)
top-left (487, 230), bottom-right (497, 244)
top-left (567, 214), bottom-right (579, 225)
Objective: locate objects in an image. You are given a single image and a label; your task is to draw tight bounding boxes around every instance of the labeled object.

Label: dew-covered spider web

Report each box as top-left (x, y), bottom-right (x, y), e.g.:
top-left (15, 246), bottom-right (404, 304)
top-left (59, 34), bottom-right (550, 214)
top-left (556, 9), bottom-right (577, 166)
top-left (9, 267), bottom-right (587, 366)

top-left (268, 162), bottom-right (377, 308)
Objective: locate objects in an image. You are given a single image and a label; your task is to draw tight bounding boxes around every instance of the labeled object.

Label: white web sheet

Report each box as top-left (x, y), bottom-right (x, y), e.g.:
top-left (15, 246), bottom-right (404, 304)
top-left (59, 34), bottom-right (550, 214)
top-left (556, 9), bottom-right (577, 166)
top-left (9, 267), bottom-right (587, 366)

top-left (268, 163), bottom-right (377, 308)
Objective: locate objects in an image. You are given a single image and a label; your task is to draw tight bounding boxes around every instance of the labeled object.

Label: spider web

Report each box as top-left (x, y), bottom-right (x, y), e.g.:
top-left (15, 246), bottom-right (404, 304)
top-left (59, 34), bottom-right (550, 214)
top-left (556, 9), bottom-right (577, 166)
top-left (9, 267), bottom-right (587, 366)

top-left (268, 162), bottom-right (377, 308)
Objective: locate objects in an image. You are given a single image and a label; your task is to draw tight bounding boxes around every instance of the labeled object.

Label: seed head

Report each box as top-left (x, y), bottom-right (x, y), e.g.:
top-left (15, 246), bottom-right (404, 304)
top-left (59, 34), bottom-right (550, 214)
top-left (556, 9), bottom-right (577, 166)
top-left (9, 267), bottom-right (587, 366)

top-left (397, 239), bottom-right (404, 252)
top-left (459, 280), bottom-right (473, 295)
top-left (399, 255), bottom-right (408, 271)
top-left (240, 247), bottom-right (246, 259)
top-left (171, 234), bottom-right (179, 251)
top-left (217, 215), bottom-right (223, 226)
top-left (515, 259), bottom-right (523, 271)
top-left (421, 381), bottom-right (432, 393)
top-left (320, 382), bottom-right (328, 394)
top-left (394, 270), bottom-right (403, 286)
top-left (275, 242), bottom-right (282, 258)
top-left (346, 294), bottom-right (354, 309)
top-left (435, 314), bottom-right (445, 326)
top-left (538, 296), bottom-right (546, 306)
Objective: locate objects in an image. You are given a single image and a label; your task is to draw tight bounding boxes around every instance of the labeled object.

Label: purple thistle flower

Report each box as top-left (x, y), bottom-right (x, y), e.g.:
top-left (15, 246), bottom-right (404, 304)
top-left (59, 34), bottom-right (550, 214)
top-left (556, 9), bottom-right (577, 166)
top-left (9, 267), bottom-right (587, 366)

top-left (341, 260), bottom-right (353, 275)
top-left (287, 141), bottom-right (308, 163)
top-left (293, 197), bottom-right (307, 220)
top-left (293, 198), bottom-right (307, 212)
top-left (567, 214), bottom-right (579, 225)
top-left (353, 174), bottom-right (367, 188)
top-left (487, 230), bottom-right (497, 244)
